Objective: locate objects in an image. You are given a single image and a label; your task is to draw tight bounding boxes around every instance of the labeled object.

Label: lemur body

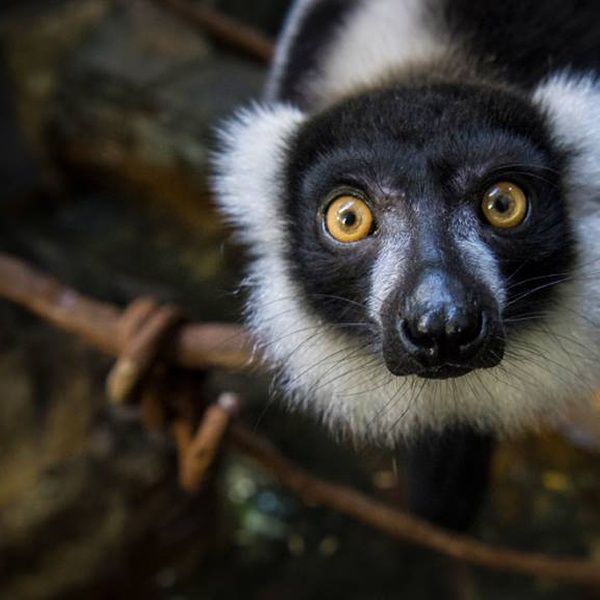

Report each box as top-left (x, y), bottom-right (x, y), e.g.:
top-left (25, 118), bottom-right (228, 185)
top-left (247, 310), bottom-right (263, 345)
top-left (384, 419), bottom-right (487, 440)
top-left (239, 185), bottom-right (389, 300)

top-left (215, 0), bottom-right (600, 527)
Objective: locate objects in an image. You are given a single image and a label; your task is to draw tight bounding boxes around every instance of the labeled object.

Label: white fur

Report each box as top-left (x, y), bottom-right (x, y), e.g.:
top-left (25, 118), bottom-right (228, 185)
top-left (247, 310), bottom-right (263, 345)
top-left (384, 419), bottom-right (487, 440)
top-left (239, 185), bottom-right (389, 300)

top-left (313, 0), bottom-right (449, 103)
top-left (534, 74), bottom-right (600, 222)
top-left (213, 103), bottom-right (306, 251)
top-left (534, 73), bottom-right (600, 337)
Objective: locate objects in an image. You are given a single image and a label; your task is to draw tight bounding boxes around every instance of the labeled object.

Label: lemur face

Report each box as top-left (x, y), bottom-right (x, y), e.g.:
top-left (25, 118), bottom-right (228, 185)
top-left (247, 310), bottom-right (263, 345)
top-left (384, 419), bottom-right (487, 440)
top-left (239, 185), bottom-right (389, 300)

top-left (284, 84), bottom-right (573, 382)
top-left (215, 78), bottom-right (600, 442)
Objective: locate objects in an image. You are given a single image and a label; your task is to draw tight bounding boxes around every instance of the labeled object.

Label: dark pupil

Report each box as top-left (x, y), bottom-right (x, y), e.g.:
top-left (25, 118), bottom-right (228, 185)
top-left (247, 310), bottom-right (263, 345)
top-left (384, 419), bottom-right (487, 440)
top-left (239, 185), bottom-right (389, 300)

top-left (340, 210), bottom-right (357, 228)
top-left (493, 194), bottom-right (513, 213)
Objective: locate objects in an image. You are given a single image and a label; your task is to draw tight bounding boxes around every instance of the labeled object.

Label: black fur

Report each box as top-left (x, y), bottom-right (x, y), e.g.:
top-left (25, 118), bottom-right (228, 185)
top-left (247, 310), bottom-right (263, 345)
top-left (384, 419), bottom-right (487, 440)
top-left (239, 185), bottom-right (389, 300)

top-left (404, 426), bottom-right (495, 530)
top-left (441, 0), bottom-right (600, 87)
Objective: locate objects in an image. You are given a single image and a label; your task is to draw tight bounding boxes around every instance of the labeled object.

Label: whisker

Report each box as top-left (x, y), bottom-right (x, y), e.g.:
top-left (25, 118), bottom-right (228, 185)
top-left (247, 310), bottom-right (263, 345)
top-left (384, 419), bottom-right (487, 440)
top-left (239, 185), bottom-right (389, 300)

top-left (387, 378), bottom-right (427, 435)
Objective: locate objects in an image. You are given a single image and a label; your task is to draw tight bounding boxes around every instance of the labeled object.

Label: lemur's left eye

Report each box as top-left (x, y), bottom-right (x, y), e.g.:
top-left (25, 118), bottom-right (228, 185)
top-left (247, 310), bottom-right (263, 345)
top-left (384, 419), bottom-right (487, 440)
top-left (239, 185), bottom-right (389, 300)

top-left (482, 182), bottom-right (528, 229)
top-left (325, 195), bottom-right (374, 242)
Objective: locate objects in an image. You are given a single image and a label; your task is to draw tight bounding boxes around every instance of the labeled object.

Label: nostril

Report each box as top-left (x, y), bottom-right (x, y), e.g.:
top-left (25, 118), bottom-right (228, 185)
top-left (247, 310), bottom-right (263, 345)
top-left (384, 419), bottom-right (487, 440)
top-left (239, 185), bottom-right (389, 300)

top-left (447, 309), bottom-right (484, 350)
top-left (400, 315), bottom-right (437, 350)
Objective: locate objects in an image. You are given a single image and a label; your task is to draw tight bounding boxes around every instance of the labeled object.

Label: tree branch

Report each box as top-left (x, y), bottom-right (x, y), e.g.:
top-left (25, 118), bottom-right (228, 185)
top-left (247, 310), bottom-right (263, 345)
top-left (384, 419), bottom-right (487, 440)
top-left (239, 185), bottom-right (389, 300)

top-left (0, 252), bottom-right (255, 371)
top-left (0, 251), bottom-right (599, 587)
top-left (231, 423), bottom-right (600, 587)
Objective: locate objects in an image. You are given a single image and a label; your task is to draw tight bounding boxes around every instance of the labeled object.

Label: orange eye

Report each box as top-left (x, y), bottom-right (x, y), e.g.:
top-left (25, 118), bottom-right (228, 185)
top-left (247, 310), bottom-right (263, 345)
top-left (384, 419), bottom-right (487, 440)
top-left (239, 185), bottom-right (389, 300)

top-left (325, 195), bottom-right (374, 242)
top-left (482, 182), bottom-right (528, 229)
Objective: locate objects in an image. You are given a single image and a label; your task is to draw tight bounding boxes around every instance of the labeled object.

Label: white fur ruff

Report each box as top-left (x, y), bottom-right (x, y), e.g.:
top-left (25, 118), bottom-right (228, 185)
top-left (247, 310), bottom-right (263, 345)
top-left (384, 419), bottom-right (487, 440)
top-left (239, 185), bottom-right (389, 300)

top-left (213, 79), bottom-right (600, 443)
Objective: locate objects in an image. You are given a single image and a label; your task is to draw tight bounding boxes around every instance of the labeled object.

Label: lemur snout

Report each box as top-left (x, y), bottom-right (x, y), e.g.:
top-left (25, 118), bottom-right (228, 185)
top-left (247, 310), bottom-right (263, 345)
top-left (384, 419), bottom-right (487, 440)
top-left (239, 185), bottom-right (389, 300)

top-left (395, 270), bottom-right (497, 375)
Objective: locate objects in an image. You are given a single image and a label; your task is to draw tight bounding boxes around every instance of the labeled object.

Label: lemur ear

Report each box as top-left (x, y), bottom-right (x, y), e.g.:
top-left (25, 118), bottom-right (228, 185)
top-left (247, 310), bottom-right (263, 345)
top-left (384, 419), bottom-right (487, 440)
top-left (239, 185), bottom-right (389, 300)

top-left (534, 74), bottom-right (600, 209)
top-left (212, 103), bottom-right (306, 251)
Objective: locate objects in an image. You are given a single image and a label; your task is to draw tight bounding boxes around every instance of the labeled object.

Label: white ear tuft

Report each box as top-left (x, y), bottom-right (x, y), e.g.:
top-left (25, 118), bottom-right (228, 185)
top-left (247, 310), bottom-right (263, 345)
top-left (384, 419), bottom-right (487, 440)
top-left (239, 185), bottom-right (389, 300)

top-left (534, 73), bottom-right (600, 212)
top-left (212, 103), bottom-right (306, 252)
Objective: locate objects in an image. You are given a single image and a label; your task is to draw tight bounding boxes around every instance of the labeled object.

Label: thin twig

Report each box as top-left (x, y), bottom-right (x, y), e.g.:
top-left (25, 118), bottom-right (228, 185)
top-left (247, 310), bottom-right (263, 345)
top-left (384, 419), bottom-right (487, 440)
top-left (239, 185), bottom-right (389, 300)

top-left (181, 392), bottom-right (240, 493)
top-left (151, 0), bottom-right (274, 62)
top-left (231, 424), bottom-right (600, 587)
top-left (0, 251), bottom-right (599, 587)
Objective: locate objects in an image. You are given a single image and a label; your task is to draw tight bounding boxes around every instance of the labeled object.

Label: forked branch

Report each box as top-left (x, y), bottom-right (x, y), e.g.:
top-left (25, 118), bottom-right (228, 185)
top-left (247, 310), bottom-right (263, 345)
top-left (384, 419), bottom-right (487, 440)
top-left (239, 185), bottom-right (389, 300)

top-left (0, 251), bottom-right (599, 587)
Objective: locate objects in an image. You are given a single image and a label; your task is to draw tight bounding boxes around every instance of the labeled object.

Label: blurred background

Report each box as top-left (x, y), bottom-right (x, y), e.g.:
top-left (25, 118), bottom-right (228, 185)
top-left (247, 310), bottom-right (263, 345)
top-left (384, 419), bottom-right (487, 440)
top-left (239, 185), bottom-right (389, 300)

top-left (0, 1), bottom-right (599, 598)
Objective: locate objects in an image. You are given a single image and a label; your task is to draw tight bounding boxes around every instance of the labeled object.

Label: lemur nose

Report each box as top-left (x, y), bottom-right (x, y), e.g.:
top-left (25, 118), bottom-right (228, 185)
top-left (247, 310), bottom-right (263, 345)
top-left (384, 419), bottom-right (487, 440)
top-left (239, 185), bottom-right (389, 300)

top-left (400, 307), bottom-right (484, 360)
top-left (398, 271), bottom-right (486, 366)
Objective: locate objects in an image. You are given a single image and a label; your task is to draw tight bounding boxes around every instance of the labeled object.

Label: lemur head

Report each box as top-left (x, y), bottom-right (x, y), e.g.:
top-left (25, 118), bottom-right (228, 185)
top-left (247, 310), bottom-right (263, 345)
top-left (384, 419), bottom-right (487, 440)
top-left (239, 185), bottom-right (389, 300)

top-left (215, 78), bottom-right (600, 443)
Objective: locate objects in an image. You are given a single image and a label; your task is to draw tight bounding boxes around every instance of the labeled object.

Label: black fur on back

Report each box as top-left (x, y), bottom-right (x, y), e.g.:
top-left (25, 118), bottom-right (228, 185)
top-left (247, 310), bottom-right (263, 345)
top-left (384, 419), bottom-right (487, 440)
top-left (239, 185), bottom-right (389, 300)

top-left (441, 0), bottom-right (600, 87)
top-left (404, 426), bottom-right (495, 530)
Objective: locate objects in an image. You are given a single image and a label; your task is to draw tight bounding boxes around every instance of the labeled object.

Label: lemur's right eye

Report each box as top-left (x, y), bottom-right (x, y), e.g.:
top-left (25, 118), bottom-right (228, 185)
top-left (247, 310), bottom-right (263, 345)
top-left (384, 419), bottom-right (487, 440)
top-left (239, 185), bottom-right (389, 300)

top-left (482, 182), bottom-right (528, 229)
top-left (325, 195), bottom-right (374, 243)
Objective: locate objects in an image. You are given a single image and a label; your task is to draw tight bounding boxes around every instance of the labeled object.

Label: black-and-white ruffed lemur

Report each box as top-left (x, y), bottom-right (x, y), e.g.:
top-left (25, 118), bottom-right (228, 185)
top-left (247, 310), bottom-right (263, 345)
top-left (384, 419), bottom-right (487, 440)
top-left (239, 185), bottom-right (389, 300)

top-left (214, 0), bottom-right (600, 530)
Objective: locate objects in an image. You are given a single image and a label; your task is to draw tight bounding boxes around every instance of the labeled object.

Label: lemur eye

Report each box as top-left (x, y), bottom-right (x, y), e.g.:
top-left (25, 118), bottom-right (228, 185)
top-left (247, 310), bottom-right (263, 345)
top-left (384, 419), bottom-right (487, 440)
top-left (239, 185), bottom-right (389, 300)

top-left (482, 182), bottom-right (528, 229)
top-left (325, 195), bottom-right (374, 242)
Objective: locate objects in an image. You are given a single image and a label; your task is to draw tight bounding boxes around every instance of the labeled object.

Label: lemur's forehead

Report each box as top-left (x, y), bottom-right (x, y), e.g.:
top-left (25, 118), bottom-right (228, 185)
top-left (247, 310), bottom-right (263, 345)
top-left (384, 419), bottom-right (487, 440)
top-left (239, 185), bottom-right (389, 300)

top-left (297, 84), bottom-right (549, 143)
top-left (287, 84), bottom-right (562, 200)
